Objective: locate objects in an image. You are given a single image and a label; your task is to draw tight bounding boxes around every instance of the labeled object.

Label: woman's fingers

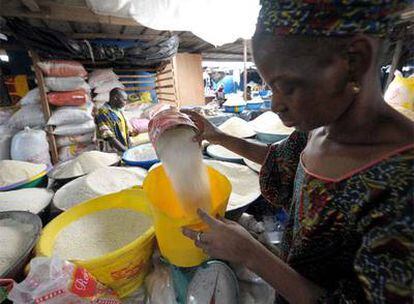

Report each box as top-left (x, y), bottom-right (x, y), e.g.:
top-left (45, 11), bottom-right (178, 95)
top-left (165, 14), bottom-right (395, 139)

top-left (198, 209), bottom-right (221, 228)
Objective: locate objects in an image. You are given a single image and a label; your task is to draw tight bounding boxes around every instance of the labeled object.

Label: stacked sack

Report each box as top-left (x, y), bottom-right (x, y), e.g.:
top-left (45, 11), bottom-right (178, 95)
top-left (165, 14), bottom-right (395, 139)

top-left (89, 68), bottom-right (125, 110)
top-left (0, 106), bottom-right (18, 160)
top-left (5, 88), bottom-right (51, 165)
top-left (38, 60), bottom-right (97, 161)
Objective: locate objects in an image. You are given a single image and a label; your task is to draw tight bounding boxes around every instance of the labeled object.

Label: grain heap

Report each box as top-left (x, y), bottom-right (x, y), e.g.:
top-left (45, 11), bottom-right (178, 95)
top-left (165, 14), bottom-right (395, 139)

top-left (218, 117), bottom-right (256, 138)
top-left (53, 167), bottom-right (147, 210)
top-left (0, 189), bottom-right (54, 214)
top-left (0, 218), bottom-right (33, 274)
top-left (249, 111), bottom-right (294, 135)
top-left (51, 151), bottom-right (119, 179)
top-left (0, 160), bottom-right (46, 187)
top-left (53, 209), bottom-right (152, 260)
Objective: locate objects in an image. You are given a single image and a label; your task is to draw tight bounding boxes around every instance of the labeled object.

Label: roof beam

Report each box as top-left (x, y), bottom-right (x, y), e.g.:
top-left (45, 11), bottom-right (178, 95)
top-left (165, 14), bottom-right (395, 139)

top-left (1, 1), bottom-right (140, 26)
top-left (21, 0), bottom-right (40, 12)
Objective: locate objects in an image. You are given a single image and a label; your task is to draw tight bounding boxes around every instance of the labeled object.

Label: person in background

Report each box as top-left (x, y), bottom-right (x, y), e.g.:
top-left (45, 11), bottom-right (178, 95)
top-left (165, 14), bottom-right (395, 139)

top-left (96, 88), bottom-right (130, 153)
top-left (183, 0), bottom-right (414, 303)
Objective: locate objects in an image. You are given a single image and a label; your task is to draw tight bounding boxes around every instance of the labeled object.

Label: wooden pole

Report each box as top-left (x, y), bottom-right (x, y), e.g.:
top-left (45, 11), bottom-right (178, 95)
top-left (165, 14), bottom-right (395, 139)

top-left (29, 50), bottom-right (59, 164)
top-left (243, 39), bottom-right (248, 101)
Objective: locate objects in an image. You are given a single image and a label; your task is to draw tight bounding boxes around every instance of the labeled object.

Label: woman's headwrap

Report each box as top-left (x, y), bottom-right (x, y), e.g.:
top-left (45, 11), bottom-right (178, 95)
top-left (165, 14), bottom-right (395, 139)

top-left (257, 0), bottom-right (412, 37)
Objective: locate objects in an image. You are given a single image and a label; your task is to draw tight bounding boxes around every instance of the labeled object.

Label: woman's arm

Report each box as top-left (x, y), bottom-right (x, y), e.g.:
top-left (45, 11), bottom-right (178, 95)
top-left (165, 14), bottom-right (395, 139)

top-left (181, 110), bottom-right (268, 164)
top-left (183, 210), bottom-right (324, 304)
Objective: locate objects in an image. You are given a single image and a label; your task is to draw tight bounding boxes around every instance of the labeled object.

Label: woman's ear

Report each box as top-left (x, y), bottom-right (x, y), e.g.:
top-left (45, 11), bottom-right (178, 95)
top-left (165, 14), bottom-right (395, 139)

top-left (346, 35), bottom-right (375, 83)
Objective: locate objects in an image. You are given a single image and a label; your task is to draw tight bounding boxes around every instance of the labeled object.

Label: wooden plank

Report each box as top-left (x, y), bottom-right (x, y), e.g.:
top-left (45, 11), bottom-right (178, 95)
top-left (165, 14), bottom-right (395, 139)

top-left (385, 40), bottom-right (403, 91)
top-left (156, 69), bottom-right (173, 77)
top-left (118, 74), bottom-right (156, 78)
top-left (29, 50), bottom-right (59, 165)
top-left (114, 68), bottom-right (157, 72)
top-left (125, 86), bottom-right (156, 91)
top-left (158, 97), bottom-right (176, 102)
top-left (155, 77), bottom-right (174, 83)
top-left (156, 92), bottom-right (175, 96)
top-left (1, 1), bottom-right (140, 26)
top-left (21, 0), bottom-right (40, 12)
top-left (120, 80), bottom-right (155, 84)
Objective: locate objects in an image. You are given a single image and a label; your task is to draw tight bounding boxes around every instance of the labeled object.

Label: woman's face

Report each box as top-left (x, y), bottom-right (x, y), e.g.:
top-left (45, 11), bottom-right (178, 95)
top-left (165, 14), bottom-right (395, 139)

top-left (253, 35), bottom-right (355, 131)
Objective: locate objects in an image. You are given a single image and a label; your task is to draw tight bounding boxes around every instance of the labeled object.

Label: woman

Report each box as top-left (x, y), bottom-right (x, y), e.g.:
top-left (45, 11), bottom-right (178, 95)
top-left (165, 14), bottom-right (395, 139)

top-left (183, 1), bottom-right (414, 303)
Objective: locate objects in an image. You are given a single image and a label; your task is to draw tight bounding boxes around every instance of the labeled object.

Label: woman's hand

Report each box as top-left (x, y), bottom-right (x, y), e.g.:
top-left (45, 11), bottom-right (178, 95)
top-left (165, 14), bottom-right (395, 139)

top-left (181, 110), bottom-right (224, 144)
top-left (182, 209), bottom-right (257, 264)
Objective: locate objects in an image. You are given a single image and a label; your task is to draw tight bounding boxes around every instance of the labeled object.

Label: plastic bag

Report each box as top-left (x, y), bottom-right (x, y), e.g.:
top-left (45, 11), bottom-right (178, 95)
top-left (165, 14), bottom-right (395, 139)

top-left (7, 104), bottom-right (46, 129)
top-left (0, 126), bottom-right (14, 160)
top-left (0, 107), bottom-right (15, 125)
top-left (11, 127), bottom-right (51, 165)
top-left (19, 87), bottom-right (40, 106)
top-left (145, 260), bottom-right (177, 304)
top-left (48, 89), bottom-right (88, 106)
top-left (58, 143), bottom-right (96, 161)
top-left (53, 120), bottom-right (96, 136)
top-left (45, 77), bottom-right (90, 92)
top-left (8, 257), bottom-right (121, 304)
top-left (384, 71), bottom-right (414, 111)
top-left (89, 69), bottom-right (118, 88)
top-left (56, 132), bottom-right (95, 147)
top-left (48, 106), bottom-right (93, 126)
top-left (94, 79), bottom-right (125, 94)
top-left (38, 60), bottom-right (88, 77)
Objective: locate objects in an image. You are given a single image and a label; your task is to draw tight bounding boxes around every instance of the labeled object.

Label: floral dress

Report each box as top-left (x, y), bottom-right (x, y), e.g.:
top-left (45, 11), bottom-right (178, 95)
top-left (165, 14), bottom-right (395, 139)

top-left (259, 131), bottom-right (414, 303)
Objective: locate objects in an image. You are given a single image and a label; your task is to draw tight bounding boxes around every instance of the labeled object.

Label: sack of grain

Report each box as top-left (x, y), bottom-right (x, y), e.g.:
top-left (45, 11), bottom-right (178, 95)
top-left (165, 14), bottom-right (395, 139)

top-left (56, 132), bottom-right (95, 148)
top-left (58, 143), bottom-right (96, 162)
top-left (48, 89), bottom-right (88, 107)
top-left (19, 87), bottom-right (40, 106)
top-left (11, 128), bottom-right (51, 165)
top-left (37, 60), bottom-right (87, 77)
top-left (0, 126), bottom-right (14, 160)
top-left (45, 77), bottom-right (90, 92)
top-left (7, 104), bottom-right (46, 130)
top-left (0, 107), bottom-right (15, 125)
top-left (93, 92), bottom-right (110, 103)
top-left (94, 79), bottom-right (125, 94)
top-left (89, 69), bottom-right (118, 88)
top-left (0, 188), bottom-right (54, 214)
top-left (53, 119), bottom-right (95, 136)
top-left (48, 106), bottom-right (93, 126)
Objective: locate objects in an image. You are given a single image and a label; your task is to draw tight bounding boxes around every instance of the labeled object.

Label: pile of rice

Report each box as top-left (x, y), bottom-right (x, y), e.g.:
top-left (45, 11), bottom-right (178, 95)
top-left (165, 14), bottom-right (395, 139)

top-left (0, 189), bottom-right (54, 214)
top-left (51, 151), bottom-right (120, 179)
top-left (53, 167), bottom-right (147, 210)
top-left (0, 160), bottom-right (47, 187)
top-left (249, 111), bottom-right (294, 135)
top-left (53, 208), bottom-right (152, 260)
top-left (218, 117), bottom-right (256, 138)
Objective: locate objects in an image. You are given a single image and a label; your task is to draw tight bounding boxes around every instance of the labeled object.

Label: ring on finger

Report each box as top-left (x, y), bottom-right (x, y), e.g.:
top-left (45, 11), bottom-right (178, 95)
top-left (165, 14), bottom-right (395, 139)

top-left (196, 232), bottom-right (203, 243)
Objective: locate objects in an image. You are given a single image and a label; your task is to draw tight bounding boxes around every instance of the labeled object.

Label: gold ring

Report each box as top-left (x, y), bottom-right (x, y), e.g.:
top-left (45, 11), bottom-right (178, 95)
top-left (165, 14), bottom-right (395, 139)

top-left (196, 232), bottom-right (202, 243)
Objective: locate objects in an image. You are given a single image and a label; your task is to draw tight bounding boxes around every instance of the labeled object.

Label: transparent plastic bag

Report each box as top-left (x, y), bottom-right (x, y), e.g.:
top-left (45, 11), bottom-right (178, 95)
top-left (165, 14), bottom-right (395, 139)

top-left (8, 257), bottom-right (121, 304)
top-left (145, 257), bottom-right (177, 304)
top-left (11, 127), bottom-right (51, 165)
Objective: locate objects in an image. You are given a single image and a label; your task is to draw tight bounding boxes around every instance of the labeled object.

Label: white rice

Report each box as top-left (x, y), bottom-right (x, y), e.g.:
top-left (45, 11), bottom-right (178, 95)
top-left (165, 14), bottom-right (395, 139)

top-left (0, 160), bottom-right (46, 187)
top-left (0, 188), bottom-right (54, 214)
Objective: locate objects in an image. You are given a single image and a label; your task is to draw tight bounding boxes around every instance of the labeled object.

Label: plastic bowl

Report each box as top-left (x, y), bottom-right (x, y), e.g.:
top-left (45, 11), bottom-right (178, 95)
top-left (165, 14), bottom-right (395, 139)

top-left (246, 102), bottom-right (263, 110)
top-left (0, 211), bottom-right (42, 281)
top-left (256, 132), bottom-right (288, 144)
top-left (224, 105), bottom-right (246, 113)
top-left (122, 144), bottom-right (159, 170)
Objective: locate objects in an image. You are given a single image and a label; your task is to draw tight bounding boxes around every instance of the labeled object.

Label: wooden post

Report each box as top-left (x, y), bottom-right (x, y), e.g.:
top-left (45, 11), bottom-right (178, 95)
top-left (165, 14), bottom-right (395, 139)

top-left (243, 39), bottom-right (248, 101)
top-left (29, 50), bottom-right (59, 164)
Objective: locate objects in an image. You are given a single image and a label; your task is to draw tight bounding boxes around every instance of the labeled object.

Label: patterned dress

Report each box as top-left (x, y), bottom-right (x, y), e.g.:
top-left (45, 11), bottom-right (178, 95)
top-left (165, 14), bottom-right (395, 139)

top-left (259, 131), bottom-right (414, 303)
top-left (96, 103), bottom-right (129, 148)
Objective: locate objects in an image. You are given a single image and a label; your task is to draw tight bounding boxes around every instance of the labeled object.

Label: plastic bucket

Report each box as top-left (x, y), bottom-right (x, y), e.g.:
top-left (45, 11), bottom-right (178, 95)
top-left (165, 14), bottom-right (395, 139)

top-left (36, 188), bottom-right (155, 298)
top-left (143, 165), bottom-right (231, 267)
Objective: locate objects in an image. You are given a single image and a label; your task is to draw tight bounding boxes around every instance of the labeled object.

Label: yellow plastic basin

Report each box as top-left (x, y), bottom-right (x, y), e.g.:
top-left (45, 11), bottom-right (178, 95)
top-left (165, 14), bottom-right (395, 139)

top-left (36, 188), bottom-right (155, 298)
top-left (143, 165), bottom-right (231, 267)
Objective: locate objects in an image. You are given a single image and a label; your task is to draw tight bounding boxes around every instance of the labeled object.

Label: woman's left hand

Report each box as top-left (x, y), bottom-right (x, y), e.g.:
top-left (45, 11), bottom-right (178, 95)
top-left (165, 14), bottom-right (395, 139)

top-left (182, 209), bottom-right (257, 264)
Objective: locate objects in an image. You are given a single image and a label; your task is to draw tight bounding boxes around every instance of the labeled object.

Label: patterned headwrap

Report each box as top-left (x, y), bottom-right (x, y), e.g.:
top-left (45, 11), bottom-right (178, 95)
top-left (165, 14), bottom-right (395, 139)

top-left (257, 0), bottom-right (412, 37)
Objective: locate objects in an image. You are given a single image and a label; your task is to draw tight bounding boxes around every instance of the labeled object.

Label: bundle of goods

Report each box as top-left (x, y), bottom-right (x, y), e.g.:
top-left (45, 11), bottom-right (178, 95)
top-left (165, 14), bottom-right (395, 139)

top-left (218, 117), bottom-right (255, 138)
top-left (384, 70), bottom-right (414, 121)
top-left (0, 160), bottom-right (48, 190)
top-left (89, 69), bottom-right (124, 109)
top-left (11, 127), bottom-right (51, 165)
top-left (50, 151), bottom-right (120, 180)
top-left (38, 60), bottom-right (96, 161)
top-left (0, 188), bottom-right (54, 215)
top-left (53, 166), bottom-right (147, 211)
